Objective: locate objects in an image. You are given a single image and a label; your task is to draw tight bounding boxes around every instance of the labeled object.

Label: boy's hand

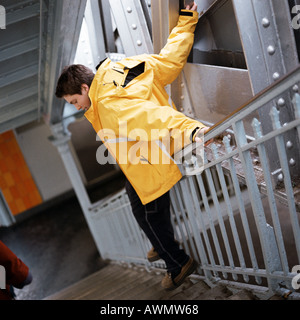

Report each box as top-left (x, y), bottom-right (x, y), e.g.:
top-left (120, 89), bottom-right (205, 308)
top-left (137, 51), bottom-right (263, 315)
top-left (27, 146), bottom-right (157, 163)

top-left (186, 2), bottom-right (197, 11)
top-left (195, 127), bottom-right (213, 146)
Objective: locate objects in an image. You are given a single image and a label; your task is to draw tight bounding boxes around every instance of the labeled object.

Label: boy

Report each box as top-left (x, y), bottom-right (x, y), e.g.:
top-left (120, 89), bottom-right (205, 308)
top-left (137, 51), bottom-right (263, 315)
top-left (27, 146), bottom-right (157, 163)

top-left (56, 2), bottom-right (208, 290)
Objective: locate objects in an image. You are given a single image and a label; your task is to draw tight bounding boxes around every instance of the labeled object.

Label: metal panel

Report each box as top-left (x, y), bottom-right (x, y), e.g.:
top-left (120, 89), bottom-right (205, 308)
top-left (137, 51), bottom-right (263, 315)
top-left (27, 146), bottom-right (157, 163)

top-left (46, 0), bottom-right (87, 125)
top-left (84, 0), bottom-right (107, 65)
top-left (178, 63), bottom-right (254, 131)
top-left (151, 0), bottom-right (251, 125)
top-left (109, 0), bottom-right (153, 56)
top-left (191, 0), bottom-right (246, 69)
top-left (232, 0), bottom-right (300, 183)
top-left (99, 0), bottom-right (116, 53)
top-left (151, 0), bottom-right (179, 54)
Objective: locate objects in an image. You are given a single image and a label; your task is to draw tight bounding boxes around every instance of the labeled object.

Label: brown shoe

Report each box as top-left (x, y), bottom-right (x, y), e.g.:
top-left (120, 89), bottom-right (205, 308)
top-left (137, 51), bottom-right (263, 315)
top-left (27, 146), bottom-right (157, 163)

top-left (147, 247), bottom-right (160, 262)
top-left (161, 258), bottom-right (198, 291)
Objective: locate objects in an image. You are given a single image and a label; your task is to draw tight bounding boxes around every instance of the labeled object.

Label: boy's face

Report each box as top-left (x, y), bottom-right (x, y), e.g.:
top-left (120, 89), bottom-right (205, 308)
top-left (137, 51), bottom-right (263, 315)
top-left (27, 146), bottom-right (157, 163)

top-left (63, 84), bottom-right (91, 112)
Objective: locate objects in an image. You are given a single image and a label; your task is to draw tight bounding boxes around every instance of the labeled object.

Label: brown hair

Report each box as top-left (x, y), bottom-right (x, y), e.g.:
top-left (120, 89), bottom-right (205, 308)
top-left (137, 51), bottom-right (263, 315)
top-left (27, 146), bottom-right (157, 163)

top-left (55, 64), bottom-right (95, 98)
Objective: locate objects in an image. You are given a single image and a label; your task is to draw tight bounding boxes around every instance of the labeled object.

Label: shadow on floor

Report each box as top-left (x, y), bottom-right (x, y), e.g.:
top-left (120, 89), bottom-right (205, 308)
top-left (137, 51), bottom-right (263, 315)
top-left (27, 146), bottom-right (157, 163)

top-left (0, 174), bottom-right (126, 300)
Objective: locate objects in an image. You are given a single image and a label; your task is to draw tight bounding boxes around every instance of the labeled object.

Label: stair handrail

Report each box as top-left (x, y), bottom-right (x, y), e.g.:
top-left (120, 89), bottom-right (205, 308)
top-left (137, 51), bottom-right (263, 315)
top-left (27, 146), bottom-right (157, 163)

top-left (174, 65), bottom-right (300, 174)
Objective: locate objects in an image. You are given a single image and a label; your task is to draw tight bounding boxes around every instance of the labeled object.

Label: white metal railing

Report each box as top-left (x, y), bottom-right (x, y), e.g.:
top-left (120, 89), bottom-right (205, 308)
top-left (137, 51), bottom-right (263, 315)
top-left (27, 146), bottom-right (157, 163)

top-left (87, 67), bottom-right (300, 299)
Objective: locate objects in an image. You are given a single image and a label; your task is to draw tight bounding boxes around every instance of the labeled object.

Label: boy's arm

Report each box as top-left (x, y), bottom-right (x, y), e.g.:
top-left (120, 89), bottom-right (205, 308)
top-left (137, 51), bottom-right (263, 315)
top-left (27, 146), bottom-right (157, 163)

top-left (116, 99), bottom-right (206, 153)
top-left (145, 7), bottom-right (198, 87)
top-left (0, 241), bottom-right (31, 288)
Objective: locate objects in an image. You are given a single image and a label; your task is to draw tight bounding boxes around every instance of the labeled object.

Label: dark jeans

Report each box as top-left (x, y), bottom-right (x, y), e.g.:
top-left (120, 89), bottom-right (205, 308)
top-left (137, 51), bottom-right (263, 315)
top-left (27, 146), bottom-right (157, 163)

top-left (125, 180), bottom-right (189, 276)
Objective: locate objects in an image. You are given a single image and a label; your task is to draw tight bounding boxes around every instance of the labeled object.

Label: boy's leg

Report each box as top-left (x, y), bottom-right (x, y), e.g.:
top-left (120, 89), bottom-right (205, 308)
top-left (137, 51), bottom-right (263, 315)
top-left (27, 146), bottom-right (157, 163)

top-left (125, 180), bottom-right (189, 277)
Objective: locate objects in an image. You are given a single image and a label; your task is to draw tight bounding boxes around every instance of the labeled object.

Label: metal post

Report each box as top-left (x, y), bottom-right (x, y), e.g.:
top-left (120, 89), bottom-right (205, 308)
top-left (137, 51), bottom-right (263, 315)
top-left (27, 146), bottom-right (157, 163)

top-left (270, 107), bottom-right (300, 261)
top-left (232, 0), bottom-right (300, 184)
top-left (49, 122), bottom-right (104, 256)
top-left (233, 120), bottom-right (282, 293)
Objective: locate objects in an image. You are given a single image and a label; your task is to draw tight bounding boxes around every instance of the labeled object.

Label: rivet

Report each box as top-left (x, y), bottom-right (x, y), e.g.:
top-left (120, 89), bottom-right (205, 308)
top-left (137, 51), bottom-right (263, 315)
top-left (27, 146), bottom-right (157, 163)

top-left (273, 72), bottom-right (280, 81)
top-left (262, 18), bottom-right (270, 27)
top-left (181, 95), bottom-right (184, 100)
top-left (267, 45), bottom-right (275, 55)
top-left (127, 7), bottom-right (132, 13)
top-left (132, 24), bottom-right (137, 30)
top-left (278, 173), bottom-right (284, 182)
top-left (293, 85), bottom-right (299, 92)
top-left (277, 98), bottom-right (285, 107)
top-left (253, 158), bottom-right (260, 165)
top-left (289, 158), bottom-right (296, 167)
top-left (137, 40), bottom-right (142, 46)
top-left (286, 141), bottom-right (293, 149)
top-left (181, 83), bottom-right (184, 88)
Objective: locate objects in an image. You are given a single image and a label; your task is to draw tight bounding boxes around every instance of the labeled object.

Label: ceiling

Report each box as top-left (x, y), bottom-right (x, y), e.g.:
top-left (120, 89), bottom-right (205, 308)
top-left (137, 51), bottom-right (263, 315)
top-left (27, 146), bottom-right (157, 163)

top-left (0, 0), bottom-right (87, 133)
top-left (0, 0), bottom-right (156, 134)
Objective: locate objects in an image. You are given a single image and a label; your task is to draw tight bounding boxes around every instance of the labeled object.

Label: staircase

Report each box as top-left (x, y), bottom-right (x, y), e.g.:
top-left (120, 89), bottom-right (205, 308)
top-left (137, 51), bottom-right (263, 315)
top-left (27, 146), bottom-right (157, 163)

top-left (45, 263), bottom-right (283, 301)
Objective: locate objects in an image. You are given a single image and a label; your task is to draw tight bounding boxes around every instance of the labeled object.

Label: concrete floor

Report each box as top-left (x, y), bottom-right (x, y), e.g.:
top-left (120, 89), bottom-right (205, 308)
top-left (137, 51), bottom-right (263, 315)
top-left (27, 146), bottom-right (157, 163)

top-left (0, 174), bottom-right (126, 300)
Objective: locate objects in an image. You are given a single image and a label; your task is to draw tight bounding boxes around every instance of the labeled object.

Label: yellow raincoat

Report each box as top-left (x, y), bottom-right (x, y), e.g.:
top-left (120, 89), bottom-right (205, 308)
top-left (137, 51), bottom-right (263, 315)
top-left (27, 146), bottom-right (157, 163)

top-left (85, 9), bottom-right (205, 204)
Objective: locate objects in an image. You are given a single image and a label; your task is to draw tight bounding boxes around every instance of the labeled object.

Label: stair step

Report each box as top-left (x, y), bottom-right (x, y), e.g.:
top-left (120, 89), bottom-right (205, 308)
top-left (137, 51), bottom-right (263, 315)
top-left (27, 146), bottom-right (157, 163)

top-left (112, 271), bottom-right (159, 300)
top-left (180, 279), bottom-right (211, 299)
top-left (227, 289), bottom-right (256, 300)
top-left (45, 264), bottom-right (261, 301)
top-left (195, 284), bottom-right (232, 300)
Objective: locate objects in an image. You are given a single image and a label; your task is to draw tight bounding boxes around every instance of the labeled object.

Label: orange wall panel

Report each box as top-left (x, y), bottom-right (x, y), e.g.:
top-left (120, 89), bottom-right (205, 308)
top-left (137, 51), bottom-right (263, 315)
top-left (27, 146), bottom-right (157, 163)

top-left (0, 130), bottom-right (42, 216)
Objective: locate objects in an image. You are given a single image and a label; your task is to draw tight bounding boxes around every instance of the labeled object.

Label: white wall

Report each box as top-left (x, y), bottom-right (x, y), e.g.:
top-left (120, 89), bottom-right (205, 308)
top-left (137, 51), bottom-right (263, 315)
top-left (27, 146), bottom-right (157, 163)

top-left (15, 120), bottom-right (73, 201)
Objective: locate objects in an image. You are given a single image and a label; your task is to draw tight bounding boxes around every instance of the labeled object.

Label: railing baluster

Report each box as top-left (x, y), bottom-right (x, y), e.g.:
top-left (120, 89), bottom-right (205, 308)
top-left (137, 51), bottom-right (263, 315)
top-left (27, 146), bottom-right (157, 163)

top-left (223, 136), bottom-right (261, 284)
top-left (204, 150), bottom-right (237, 279)
top-left (108, 202), bottom-right (124, 260)
top-left (170, 186), bottom-right (192, 257)
top-left (196, 165), bottom-right (228, 279)
top-left (180, 177), bottom-right (212, 278)
top-left (211, 143), bottom-right (248, 282)
top-left (187, 175), bottom-right (216, 279)
top-left (233, 120), bottom-right (282, 292)
top-left (120, 195), bottom-right (150, 266)
top-left (170, 201), bottom-right (182, 248)
top-left (175, 181), bottom-right (200, 262)
top-left (252, 118), bottom-right (289, 277)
